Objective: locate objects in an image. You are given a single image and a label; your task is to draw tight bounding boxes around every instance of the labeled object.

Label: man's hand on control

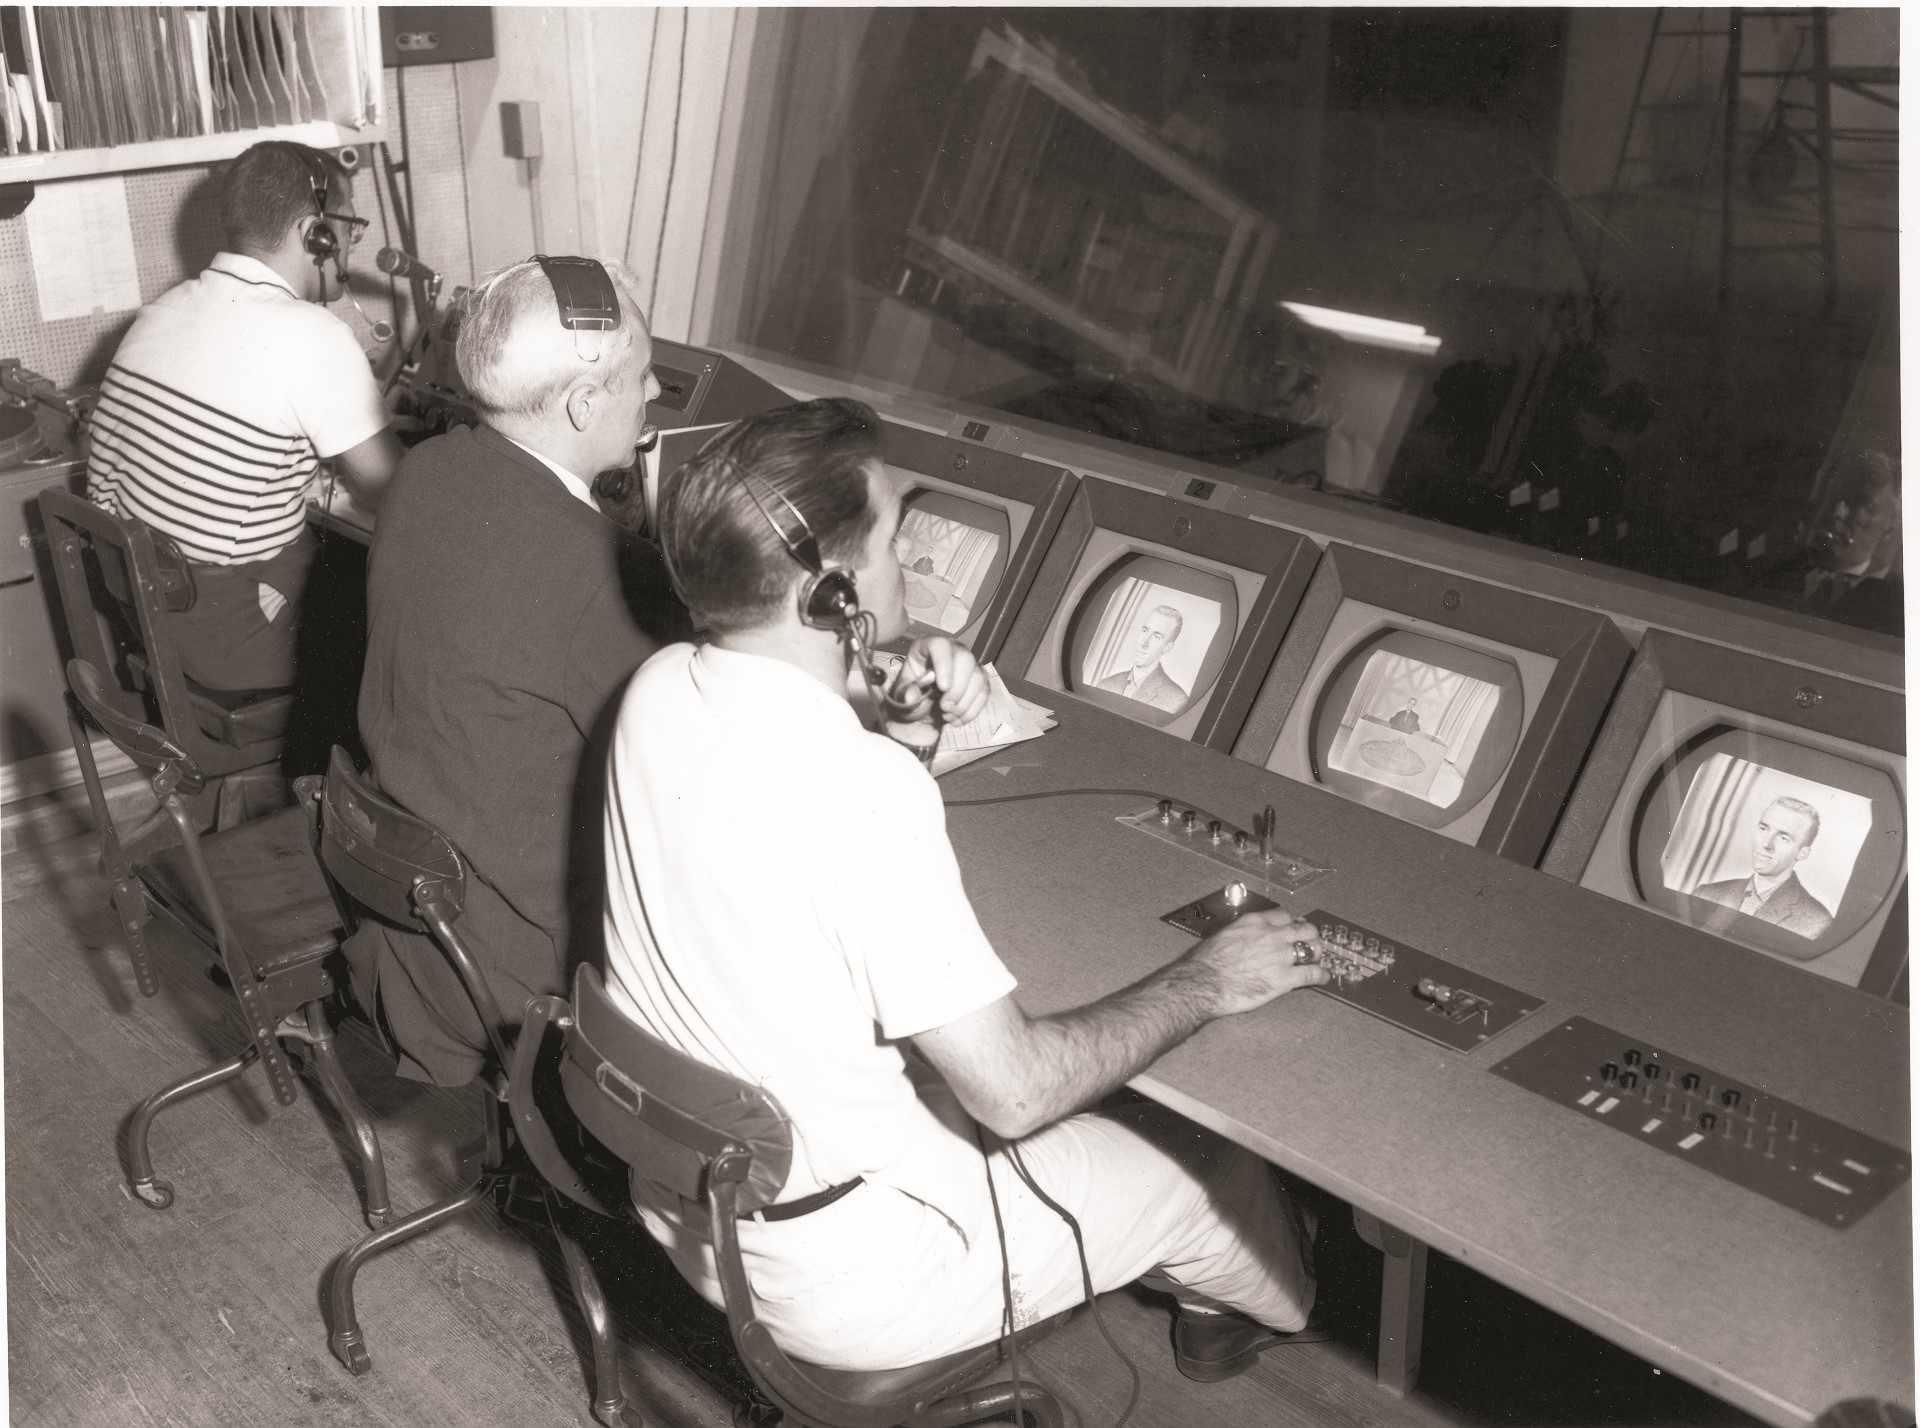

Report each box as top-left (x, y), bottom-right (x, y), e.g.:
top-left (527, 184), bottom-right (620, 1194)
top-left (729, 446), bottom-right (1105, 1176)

top-left (1183, 908), bottom-right (1331, 1017)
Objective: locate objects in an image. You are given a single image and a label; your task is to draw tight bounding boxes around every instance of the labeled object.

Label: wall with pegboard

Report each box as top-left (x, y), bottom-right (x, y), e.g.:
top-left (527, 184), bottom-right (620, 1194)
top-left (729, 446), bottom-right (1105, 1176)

top-left (0, 67), bottom-right (472, 392)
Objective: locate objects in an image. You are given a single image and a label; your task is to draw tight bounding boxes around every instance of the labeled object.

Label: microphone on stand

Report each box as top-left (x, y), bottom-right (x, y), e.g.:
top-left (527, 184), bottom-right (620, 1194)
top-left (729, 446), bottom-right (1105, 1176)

top-left (376, 246), bottom-right (441, 284)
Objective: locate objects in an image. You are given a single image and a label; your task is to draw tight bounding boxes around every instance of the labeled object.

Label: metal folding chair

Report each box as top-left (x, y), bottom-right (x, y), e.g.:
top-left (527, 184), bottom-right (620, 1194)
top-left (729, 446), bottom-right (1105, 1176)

top-left (62, 657), bottom-right (388, 1224)
top-left (510, 964), bottom-right (1070, 1428)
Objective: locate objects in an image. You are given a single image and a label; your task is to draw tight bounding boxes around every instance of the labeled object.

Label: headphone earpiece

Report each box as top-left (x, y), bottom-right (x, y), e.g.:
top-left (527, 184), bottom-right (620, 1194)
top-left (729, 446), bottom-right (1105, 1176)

top-left (299, 148), bottom-right (338, 263)
top-left (799, 567), bottom-right (860, 632)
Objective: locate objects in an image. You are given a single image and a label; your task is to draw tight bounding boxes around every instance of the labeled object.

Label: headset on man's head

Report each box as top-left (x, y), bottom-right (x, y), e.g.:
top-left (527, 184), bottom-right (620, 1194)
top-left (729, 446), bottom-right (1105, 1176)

top-left (293, 146), bottom-right (367, 304)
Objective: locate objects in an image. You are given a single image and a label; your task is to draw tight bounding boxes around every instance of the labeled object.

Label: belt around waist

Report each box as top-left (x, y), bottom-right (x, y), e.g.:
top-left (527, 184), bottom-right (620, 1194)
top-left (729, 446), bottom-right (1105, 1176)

top-left (745, 1175), bottom-right (866, 1224)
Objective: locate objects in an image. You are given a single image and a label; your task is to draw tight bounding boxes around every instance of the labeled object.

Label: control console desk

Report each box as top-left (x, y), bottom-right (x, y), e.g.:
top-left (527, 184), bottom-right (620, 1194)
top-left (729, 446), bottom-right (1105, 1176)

top-left (935, 680), bottom-right (1911, 1425)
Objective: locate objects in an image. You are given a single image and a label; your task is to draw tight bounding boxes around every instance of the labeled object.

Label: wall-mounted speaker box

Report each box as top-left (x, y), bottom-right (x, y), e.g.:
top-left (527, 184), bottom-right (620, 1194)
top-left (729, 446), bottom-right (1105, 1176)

top-left (380, 7), bottom-right (496, 67)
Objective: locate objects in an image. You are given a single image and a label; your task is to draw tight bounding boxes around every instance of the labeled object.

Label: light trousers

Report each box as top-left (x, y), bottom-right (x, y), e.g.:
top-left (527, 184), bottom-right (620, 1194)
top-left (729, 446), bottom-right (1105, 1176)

top-left (636, 1096), bottom-right (1316, 1372)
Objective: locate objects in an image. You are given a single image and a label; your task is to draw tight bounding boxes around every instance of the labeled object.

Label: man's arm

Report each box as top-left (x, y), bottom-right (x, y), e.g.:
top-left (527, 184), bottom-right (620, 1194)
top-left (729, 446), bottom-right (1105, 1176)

top-left (913, 908), bottom-right (1329, 1140)
top-left (328, 427), bottom-right (404, 510)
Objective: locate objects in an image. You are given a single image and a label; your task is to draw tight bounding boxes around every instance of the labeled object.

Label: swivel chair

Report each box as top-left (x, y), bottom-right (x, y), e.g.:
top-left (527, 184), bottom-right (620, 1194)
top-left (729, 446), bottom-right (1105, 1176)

top-left (40, 489), bottom-right (294, 829)
top-left (308, 747), bottom-right (616, 1392)
top-left (510, 964), bottom-right (1070, 1428)
top-left (61, 657), bottom-right (389, 1224)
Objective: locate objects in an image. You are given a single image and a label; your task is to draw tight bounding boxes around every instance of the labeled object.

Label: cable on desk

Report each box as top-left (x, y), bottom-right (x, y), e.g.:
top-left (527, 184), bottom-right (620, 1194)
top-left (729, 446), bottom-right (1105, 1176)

top-left (943, 785), bottom-right (1241, 835)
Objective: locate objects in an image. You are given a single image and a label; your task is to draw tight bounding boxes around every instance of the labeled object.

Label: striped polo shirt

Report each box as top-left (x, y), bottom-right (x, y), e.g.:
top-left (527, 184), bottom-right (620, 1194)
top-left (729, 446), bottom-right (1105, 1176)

top-left (86, 252), bottom-right (388, 565)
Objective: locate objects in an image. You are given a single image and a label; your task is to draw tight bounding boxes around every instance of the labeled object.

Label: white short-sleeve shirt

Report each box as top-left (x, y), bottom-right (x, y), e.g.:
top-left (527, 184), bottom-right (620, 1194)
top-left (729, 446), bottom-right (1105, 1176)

top-left (86, 252), bottom-right (389, 564)
top-left (602, 643), bottom-right (1017, 1207)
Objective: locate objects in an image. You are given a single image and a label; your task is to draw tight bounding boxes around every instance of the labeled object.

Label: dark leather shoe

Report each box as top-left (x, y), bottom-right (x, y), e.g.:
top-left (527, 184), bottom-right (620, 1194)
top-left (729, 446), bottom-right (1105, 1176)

top-left (1173, 1307), bottom-right (1332, 1383)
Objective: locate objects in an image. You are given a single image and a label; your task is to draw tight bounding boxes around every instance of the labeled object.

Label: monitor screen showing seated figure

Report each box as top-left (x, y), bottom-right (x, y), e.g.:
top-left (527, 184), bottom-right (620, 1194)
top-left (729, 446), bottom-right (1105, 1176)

top-left (1231, 543), bottom-right (1627, 862)
top-left (1543, 630), bottom-right (1907, 995)
top-left (1313, 633), bottom-right (1524, 827)
top-left (880, 423), bottom-right (1076, 661)
top-left (895, 490), bottom-right (1008, 641)
top-left (1066, 557), bottom-right (1235, 726)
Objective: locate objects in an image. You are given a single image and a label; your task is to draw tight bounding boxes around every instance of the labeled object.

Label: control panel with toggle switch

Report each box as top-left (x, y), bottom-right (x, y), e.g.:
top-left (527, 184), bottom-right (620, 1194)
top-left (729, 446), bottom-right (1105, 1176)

top-left (1118, 800), bottom-right (1332, 896)
top-left (1491, 1016), bottom-right (1910, 1227)
top-left (1158, 889), bottom-right (1544, 1052)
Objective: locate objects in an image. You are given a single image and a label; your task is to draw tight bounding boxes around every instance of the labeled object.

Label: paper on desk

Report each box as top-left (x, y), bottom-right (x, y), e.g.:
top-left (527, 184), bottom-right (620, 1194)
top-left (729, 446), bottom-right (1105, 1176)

top-left (25, 176), bottom-right (142, 320)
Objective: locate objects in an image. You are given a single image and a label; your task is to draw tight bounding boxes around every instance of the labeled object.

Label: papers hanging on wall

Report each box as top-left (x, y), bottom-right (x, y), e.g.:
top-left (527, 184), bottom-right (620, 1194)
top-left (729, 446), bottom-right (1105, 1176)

top-left (24, 174), bottom-right (142, 319)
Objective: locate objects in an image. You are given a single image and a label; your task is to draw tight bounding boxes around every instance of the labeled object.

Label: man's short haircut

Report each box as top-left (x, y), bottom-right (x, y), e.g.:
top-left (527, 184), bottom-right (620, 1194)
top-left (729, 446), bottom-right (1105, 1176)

top-left (659, 397), bottom-right (883, 635)
top-left (222, 141), bottom-right (338, 255)
top-left (1766, 795), bottom-right (1822, 847)
top-left (1147, 604), bottom-right (1184, 644)
top-left (455, 259), bottom-right (643, 420)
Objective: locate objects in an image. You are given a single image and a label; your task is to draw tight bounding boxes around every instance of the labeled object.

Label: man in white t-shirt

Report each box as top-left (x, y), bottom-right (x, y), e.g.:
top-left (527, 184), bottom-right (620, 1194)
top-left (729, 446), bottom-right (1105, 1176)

top-left (602, 397), bottom-right (1332, 1381)
top-left (86, 140), bottom-right (400, 693)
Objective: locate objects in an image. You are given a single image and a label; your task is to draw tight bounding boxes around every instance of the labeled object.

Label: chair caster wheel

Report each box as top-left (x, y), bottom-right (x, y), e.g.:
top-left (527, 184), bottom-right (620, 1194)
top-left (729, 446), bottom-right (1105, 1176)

top-left (131, 1178), bottom-right (174, 1210)
top-left (330, 1333), bottom-right (372, 1376)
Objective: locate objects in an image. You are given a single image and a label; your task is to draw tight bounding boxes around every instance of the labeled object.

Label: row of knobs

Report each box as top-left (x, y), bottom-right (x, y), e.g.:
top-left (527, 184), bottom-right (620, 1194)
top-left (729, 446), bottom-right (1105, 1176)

top-left (1157, 800), bottom-right (1248, 852)
top-left (1598, 1050), bottom-right (1798, 1143)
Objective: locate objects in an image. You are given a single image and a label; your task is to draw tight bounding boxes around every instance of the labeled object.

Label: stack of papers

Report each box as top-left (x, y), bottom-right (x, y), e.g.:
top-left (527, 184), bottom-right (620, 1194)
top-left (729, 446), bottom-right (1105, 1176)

top-left (872, 655), bottom-right (1055, 776)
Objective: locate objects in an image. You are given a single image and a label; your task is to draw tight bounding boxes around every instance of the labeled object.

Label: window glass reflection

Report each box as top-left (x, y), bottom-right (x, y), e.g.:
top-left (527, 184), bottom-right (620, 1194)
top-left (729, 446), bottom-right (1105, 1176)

top-left (724, 9), bottom-right (1899, 635)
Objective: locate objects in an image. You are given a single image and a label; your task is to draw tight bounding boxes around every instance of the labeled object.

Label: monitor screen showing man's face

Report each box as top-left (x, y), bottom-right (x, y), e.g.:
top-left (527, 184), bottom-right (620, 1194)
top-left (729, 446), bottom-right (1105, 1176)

top-left (1752, 800), bottom-right (1818, 878)
top-left (1659, 756), bottom-right (1874, 944)
top-left (1129, 608), bottom-right (1180, 670)
top-left (1078, 578), bottom-right (1223, 715)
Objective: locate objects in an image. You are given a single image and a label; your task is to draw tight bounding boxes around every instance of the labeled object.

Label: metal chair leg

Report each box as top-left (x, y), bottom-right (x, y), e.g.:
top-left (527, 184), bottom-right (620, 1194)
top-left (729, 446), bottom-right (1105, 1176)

top-left (919, 1381), bottom-right (1065, 1428)
top-left (544, 1189), bottom-right (631, 1427)
top-left (326, 1175), bottom-right (501, 1375)
top-left (109, 876), bottom-right (158, 998)
top-left (299, 1001), bottom-right (392, 1230)
top-left (124, 1044), bottom-right (259, 1209)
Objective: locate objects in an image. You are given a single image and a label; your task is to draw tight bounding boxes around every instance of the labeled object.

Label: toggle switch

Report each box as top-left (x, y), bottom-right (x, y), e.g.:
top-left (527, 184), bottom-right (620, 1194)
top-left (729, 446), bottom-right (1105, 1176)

top-left (1720, 1088), bottom-right (1743, 1111)
top-left (1623, 1049), bottom-right (1642, 1067)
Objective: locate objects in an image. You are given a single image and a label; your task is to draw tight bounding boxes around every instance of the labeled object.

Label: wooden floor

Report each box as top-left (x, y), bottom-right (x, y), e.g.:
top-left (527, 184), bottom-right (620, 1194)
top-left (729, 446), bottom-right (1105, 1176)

top-left (3, 820), bottom-right (1768, 1428)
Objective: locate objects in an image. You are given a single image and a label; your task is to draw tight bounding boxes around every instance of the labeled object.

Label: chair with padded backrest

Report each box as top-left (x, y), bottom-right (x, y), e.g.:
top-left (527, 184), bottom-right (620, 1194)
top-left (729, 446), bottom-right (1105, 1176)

top-left (310, 745), bottom-right (621, 1406)
top-left (510, 964), bottom-right (1070, 1428)
top-left (39, 488), bottom-right (294, 828)
top-left (61, 657), bottom-right (389, 1226)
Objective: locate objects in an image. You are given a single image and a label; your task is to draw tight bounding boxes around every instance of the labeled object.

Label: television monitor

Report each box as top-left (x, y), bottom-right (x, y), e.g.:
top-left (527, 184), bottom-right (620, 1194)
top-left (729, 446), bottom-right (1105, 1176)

top-left (1231, 543), bottom-right (1630, 863)
top-left (877, 421), bottom-right (1077, 661)
top-left (997, 477), bottom-right (1319, 749)
top-left (1543, 631), bottom-right (1906, 995)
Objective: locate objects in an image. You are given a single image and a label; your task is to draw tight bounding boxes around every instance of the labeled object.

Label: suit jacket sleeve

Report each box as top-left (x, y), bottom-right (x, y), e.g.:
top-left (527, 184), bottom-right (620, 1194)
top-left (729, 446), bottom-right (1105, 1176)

top-left (562, 573), bottom-right (659, 737)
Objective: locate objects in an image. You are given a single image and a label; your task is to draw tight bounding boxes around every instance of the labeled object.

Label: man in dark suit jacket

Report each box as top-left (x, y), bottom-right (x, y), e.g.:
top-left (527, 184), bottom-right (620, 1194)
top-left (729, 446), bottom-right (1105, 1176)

top-left (1693, 796), bottom-right (1836, 942)
top-left (348, 257), bottom-right (680, 1085)
top-left (1094, 604), bottom-right (1191, 713)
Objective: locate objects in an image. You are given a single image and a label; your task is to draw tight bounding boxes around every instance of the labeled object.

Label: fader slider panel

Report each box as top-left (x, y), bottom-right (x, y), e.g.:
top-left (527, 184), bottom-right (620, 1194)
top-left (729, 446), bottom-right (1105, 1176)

top-left (1490, 1016), bottom-right (1911, 1228)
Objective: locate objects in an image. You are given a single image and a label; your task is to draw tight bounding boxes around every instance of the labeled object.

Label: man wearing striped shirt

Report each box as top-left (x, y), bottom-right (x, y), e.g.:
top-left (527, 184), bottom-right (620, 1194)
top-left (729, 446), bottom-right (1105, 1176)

top-left (85, 140), bottom-right (400, 693)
